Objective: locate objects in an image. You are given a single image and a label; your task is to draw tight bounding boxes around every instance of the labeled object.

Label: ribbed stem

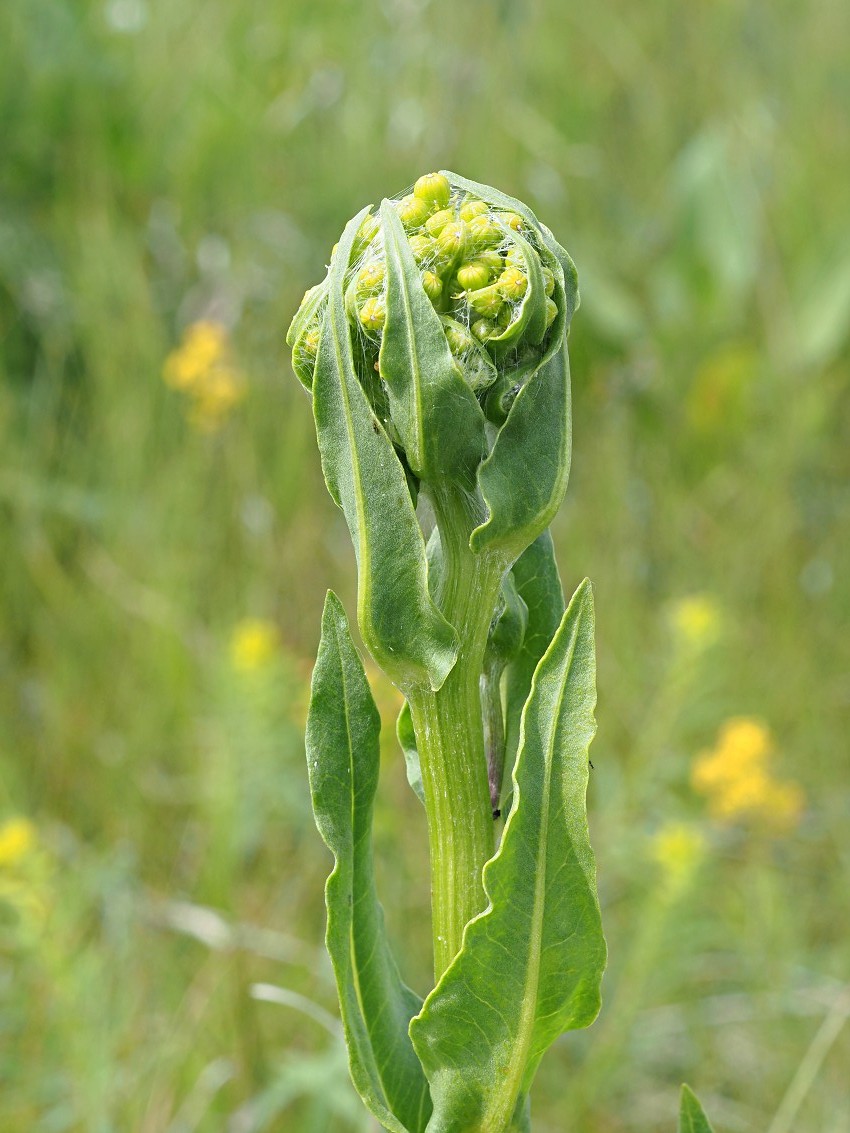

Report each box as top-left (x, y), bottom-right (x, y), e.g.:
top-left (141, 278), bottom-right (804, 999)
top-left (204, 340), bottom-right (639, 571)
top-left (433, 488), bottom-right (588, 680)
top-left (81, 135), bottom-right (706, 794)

top-left (408, 484), bottom-right (505, 979)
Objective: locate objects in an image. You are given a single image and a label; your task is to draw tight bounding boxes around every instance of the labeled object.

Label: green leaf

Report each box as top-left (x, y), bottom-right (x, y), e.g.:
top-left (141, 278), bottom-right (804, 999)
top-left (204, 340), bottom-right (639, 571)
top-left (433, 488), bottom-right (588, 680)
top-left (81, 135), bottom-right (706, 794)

top-left (379, 201), bottom-right (487, 488)
top-left (678, 1085), bottom-right (716, 1133)
top-left (409, 580), bottom-right (606, 1133)
top-left (396, 700), bottom-right (425, 805)
top-left (470, 342), bottom-right (572, 562)
top-left (312, 206), bottom-right (458, 693)
top-left (307, 592), bottom-right (432, 1133)
top-left (504, 532), bottom-right (566, 784)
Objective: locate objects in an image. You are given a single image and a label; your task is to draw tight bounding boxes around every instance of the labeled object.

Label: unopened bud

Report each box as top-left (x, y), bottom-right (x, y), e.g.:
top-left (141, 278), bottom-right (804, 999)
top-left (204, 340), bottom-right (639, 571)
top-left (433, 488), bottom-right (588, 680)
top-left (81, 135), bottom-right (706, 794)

top-left (477, 250), bottom-right (504, 275)
top-left (545, 297), bottom-right (558, 328)
top-left (421, 271), bottom-right (443, 304)
top-left (359, 296), bottom-right (386, 333)
top-left (467, 284), bottom-right (504, 319)
top-left (471, 317), bottom-right (498, 342)
top-left (459, 199), bottom-right (488, 222)
top-left (425, 209), bottom-right (455, 238)
top-left (357, 262), bottom-right (385, 292)
top-left (433, 221), bottom-right (468, 269)
top-left (456, 261), bottom-right (491, 292)
top-left (498, 267), bottom-right (528, 301)
top-left (467, 214), bottom-right (503, 251)
top-left (443, 318), bottom-right (475, 355)
top-left (541, 265), bottom-right (555, 297)
top-left (397, 194), bottom-right (431, 232)
top-left (408, 234), bottom-right (434, 263)
top-left (498, 212), bottom-right (524, 232)
top-left (413, 172), bottom-right (451, 210)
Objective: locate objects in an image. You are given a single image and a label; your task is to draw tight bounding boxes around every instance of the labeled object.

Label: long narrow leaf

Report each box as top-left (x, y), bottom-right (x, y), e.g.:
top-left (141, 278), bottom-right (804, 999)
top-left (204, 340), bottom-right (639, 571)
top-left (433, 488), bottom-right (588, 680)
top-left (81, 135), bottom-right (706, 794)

top-left (410, 580), bottom-right (606, 1133)
top-left (307, 592), bottom-right (432, 1133)
top-left (313, 208), bottom-right (458, 693)
top-left (679, 1085), bottom-right (716, 1133)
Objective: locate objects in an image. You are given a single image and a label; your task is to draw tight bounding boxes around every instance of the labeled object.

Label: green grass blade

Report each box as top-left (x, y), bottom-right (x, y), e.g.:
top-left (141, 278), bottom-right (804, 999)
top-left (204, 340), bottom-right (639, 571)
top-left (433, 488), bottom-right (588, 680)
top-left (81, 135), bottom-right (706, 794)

top-left (409, 580), bottom-right (606, 1132)
top-left (307, 592), bottom-right (432, 1133)
top-left (312, 208), bottom-right (458, 692)
top-left (379, 200), bottom-right (486, 488)
top-left (679, 1085), bottom-right (716, 1133)
top-left (470, 342), bottom-right (572, 561)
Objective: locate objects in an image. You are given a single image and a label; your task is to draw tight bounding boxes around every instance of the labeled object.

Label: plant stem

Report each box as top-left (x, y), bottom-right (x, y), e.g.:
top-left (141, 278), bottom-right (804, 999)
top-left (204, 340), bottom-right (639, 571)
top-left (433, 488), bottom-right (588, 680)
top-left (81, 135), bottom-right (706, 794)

top-left (409, 484), bottom-right (505, 980)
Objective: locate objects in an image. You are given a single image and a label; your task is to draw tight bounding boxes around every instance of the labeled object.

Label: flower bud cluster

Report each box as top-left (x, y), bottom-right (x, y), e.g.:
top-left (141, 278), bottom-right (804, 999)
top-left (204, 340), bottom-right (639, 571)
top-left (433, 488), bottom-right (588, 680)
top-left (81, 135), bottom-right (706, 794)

top-left (290, 173), bottom-right (567, 411)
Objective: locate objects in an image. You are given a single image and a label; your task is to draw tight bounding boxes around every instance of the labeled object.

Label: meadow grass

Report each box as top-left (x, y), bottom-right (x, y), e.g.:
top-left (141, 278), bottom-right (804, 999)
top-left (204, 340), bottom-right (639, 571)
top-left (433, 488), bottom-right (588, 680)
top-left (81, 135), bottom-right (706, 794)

top-left (1, 0), bottom-right (848, 1129)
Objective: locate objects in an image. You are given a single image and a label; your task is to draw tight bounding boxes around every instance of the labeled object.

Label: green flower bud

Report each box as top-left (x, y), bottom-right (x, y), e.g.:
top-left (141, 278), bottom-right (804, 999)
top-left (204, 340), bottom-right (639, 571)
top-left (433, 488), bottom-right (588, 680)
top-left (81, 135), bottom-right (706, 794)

top-left (497, 266), bottom-right (528, 301)
top-left (477, 249), bottom-right (505, 274)
top-left (545, 297), bottom-right (558, 328)
top-left (459, 199), bottom-right (488, 222)
top-left (352, 213), bottom-right (380, 259)
top-left (359, 296), bottom-right (386, 333)
top-left (456, 261), bottom-right (491, 292)
top-left (397, 194), bottom-right (431, 231)
top-left (442, 317), bottom-right (475, 356)
top-left (471, 317), bottom-right (498, 342)
top-left (496, 304), bottom-right (514, 328)
top-left (467, 283), bottom-right (504, 319)
top-left (504, 245), bottom-right (525, 269)
top-left (425, 208), bottom-right (455, 238)
top-left (292, 323), bottom-right (321, 384)
top-left (413, 172), bottom-right (451, 210)
top-left (357, 261), bottom-right (385, 293)
top-left (408, 234), bottom-right (434, 263)
top-left (421, 270), bottom-right (443, 304)
top-left (541, 265), bottom-right (555, 297)
top-left (433, 221), bottom-right (468, 270)
top-left (467, 214), bottom-right (503, 251)
top-left (498, 211), bottom-right (525, 232)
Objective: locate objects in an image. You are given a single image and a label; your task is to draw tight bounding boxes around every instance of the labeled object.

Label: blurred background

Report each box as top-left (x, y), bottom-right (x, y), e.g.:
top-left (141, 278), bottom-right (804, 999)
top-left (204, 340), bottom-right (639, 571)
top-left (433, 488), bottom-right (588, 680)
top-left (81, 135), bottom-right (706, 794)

top-left (1, 0), bottom-right (848, 1129)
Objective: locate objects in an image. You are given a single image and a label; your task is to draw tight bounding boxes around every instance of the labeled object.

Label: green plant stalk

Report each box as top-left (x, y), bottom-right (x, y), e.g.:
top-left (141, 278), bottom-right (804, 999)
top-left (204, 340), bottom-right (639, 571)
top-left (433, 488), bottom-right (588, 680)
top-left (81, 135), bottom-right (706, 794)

top-left (409, 484), bottom-right (505, 978)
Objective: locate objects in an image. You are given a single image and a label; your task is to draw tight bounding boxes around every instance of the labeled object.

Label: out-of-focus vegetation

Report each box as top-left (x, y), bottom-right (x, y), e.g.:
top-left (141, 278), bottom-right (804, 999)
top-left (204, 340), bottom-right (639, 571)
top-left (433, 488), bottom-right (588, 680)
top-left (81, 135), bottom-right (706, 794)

top-left (1, 0), bottom-right (848, 1129)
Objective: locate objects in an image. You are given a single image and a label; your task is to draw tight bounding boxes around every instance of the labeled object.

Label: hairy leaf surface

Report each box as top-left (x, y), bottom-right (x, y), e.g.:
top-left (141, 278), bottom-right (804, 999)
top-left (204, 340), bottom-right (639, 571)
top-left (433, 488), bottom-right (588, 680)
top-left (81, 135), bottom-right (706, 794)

top-left (307, 592), bottom-right (432, 1133)
top-left (379, 201), bottom-right (486, 487)
top-left (312, 207), bottom-right (458, 692)
top-left (470, 343), bottom-right (572, 561)
top-left (410, 580), bottom-right (606, 1133)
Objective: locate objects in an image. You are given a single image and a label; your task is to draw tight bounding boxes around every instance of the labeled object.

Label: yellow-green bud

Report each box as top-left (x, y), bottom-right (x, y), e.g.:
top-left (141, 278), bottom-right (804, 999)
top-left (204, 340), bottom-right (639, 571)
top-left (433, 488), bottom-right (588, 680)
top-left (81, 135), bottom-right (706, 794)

top-left (357, 261), bottom-right (385, 292)
top-left (408, 234), bottom-right (433, 263)
top-left (433, 221), bottom-right (468, 268)
top-left (302, 326), bottom-right (320, 356)
top-left (443, 320), bottom-right (475, 355)
top-left (421, 270), bottom-right (443, 304)
top-left (353, 214), bottom-right (380, 257)
top-left (397, 194), bottom-right (431, 231)
top-left (467, 214), bottom-right (503, 250)
top-left (505, 245), bottom-right (525, 269)
top-left (541, 265), bottom-right (555, 297)
top-left (471, 317), bottom-right (497, 342)
top-left (498, 266), bottom-right (528, 300)
top-left (359, 296), bottom-right (386, 333)
top-left (545, 297), bottom-right (558, 328)
top-left (499, 212), bottom-right (525, 232)
top-left (425, 209), bottom-right (455, 237)
top-left (477, 250), bottom-right (504, 274)
top-left (467, 283), bottom-right (504, 319)
top-left (456, 261), bottom-right (491, 292)
top-left (459, 199), bottom-right (488, 222)
top-left (413, 172), bottom-right (451, 210)
top-left (497, 304), bottom-right (514, 328)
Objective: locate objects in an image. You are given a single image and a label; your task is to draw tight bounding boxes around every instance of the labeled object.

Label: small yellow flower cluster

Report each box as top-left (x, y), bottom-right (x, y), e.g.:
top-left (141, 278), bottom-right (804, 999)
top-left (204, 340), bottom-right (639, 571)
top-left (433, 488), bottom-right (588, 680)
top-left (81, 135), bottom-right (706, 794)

top-left (0, 817), bottom-right (36, 867)
top-left (163, 320), bottom-right (245, 432)
top-left (230, 618), bottom-right (279, 672)
top-left (650, 821), bottom-right (706, 891)
top-left (0, 816), bottom-right (49, 940)
top-left (691, 717), bottom-right (805, 830)
top-left (670, 594), bottom-right (722, 651)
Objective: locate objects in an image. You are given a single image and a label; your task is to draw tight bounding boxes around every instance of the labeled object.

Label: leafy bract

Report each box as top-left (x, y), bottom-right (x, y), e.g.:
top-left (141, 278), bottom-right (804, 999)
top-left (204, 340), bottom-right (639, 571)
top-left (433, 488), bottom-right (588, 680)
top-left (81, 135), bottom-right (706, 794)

top-left (409, 580), bottom-right (606, 1133)
top-left (312, 207), bottom-right (458, 693)
top-left (307, 592), bottom-right (432, 1133)
top-left (471, 343), bottom-right (572, 561)
top-left (678, 1085), bottom-right (716, 1133)
top-left (379, 201), bottom-right (486, 488)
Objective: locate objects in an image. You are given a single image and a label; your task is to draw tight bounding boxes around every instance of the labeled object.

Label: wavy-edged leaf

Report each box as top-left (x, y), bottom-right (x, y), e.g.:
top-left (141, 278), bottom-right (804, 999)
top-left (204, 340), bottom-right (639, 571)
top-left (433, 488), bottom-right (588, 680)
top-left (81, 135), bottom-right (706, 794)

top-left (470, 341), bottom-right (572, 561)
top-left (307, 592), bottom-right (432, 1133)
top-left (678, 1085), bottom-right (716, 1133)
top-left (409, 580), bottom-right (605, 1133)
top-left (379, 201), bottom-right (486, 488)
top-left (313, 207), bottom-right (458, 693)
top-left (504, 531), bottom-right (565, 779)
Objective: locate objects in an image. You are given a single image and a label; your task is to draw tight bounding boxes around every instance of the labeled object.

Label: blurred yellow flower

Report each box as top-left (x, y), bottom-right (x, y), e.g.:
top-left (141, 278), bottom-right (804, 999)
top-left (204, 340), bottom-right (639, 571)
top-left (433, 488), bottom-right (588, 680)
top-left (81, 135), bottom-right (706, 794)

top-left (651, 821), bottom-right (705, 890)
top-left (231, 618), bottom-right (279, 672)
top-left (163, 320), bottom-right (245, 431)
top-left (692, 717), bottom-right (804, 831)
top-left (0, 817), bottom-right (36, 867)
top-left (670, 593), bottom-right (722, 650)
